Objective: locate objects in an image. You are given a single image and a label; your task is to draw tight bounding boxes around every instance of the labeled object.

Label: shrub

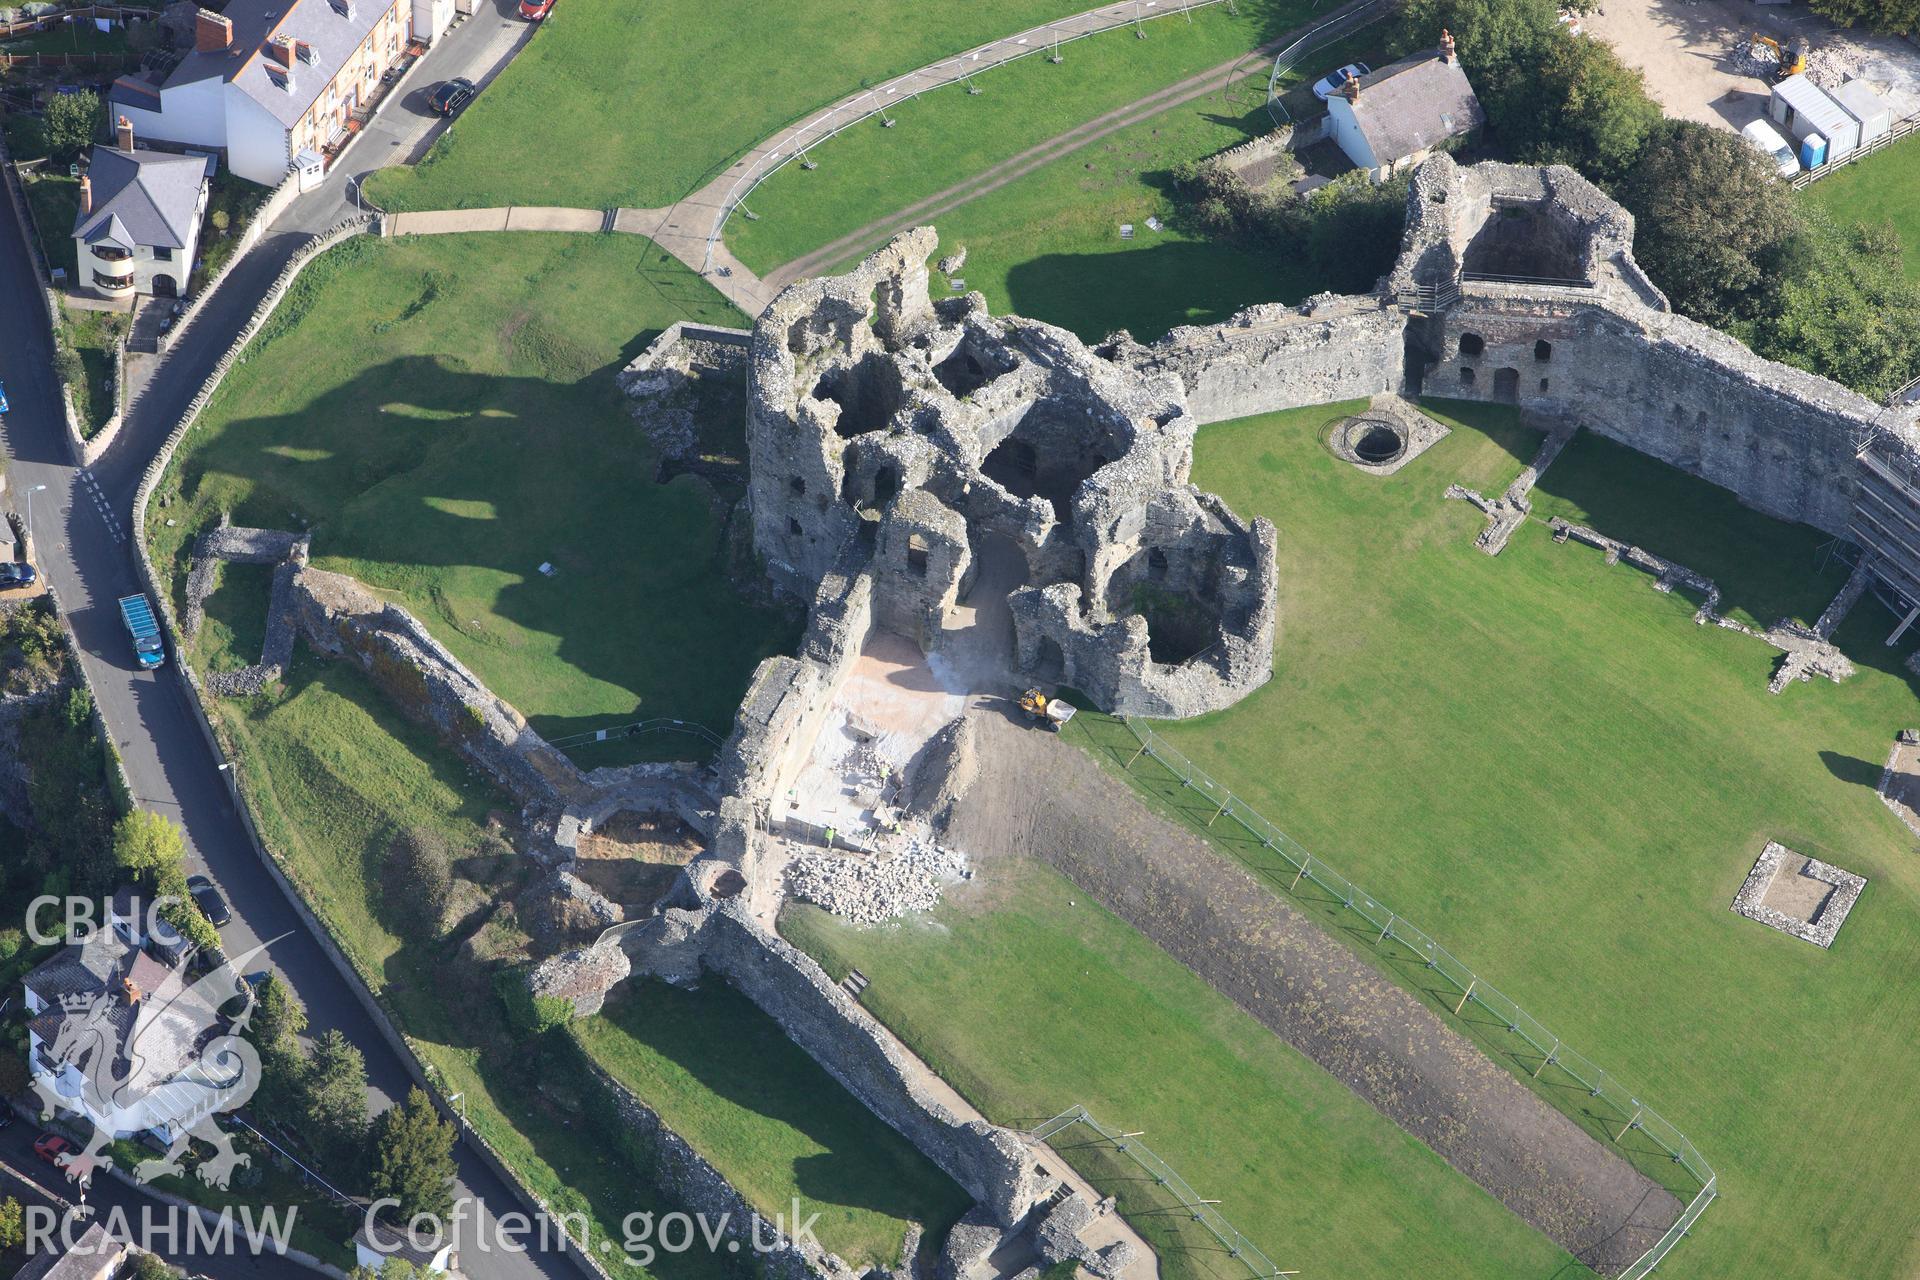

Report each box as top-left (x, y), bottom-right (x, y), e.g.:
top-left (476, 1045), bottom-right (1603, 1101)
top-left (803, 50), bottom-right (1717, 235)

top-left (385, 828), bottom-right (452, 936)
top-left (495, 967), bottom-right (571, 1038)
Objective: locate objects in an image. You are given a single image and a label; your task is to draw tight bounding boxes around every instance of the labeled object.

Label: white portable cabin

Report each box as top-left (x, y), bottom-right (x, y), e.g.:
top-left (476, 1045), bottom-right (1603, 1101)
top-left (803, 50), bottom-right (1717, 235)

top-left (1770, 75), bottom-right (1860, 160)
top-left (1831, 80), bottom-right (1893, 145)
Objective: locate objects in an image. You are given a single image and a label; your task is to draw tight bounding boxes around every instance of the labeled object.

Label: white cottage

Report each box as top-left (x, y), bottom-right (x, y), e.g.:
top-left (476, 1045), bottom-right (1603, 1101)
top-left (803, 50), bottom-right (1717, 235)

top-left (71, 118), bottom-right (209, 298)
top-left (1326, 35), bottom-right (1483, 183)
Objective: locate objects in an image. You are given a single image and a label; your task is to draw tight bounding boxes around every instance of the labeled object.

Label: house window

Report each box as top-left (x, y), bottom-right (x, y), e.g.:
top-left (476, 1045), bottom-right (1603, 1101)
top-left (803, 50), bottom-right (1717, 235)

top-left (1459, 367), bottom-right (1476, 386)
top-left (1458, 333), bottom-right (1485, 357)
top-left (906, 534), bottom-right (930, 578)
top-left (153, 246), bottom-right (172, 262)
top-left (1534, 339), bottom-right (1552, 362)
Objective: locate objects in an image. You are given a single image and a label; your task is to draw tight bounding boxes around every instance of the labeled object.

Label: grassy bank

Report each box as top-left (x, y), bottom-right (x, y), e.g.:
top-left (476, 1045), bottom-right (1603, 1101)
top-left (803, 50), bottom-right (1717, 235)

top-left (574, 980), bottom-right (971, 1268)
top-left (147, 232), bottom-right (798, 757)
top-left (1801, 132), bottom-right (1920, 282)
top-left (1092, 398), bottom-right (1920, 1280)
top-left (725, 0), bottom-right (1319, 280)
top-left (781, 859), bottom-right (1572, 1280)
top-left (367, 0), bottom-right (1110, 212)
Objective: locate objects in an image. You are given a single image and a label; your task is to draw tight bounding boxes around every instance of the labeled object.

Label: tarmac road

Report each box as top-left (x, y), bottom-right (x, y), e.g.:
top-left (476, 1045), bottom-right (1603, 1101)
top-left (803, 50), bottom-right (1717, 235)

top-left (0, 6), bottom-right (579, 1277)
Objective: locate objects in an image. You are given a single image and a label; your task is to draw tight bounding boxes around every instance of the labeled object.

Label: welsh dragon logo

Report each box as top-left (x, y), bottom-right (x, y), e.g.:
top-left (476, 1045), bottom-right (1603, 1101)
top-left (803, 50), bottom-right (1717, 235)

top-left (34, 940), bottom-right (272, 1195)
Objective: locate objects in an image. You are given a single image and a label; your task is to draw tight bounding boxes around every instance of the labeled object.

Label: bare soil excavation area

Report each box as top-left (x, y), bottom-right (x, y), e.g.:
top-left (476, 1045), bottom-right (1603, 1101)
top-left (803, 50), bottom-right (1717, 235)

top-left (944, 709), bottom-right (1683, 1275)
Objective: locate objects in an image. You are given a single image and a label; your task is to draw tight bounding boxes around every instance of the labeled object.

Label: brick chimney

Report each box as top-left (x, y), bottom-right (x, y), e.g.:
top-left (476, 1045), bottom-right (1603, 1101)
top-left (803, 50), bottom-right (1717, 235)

top-left (115, 114), bottom-right (134, 152)
top-left (194, 8), bottom-right (233, 51)
top-left (266, 34), bottom-right (294, 67)
top-left (1341, 70), bottom-right (1360, 103)
top-left (79, 174), bottom-right (92, 216)
top-left (1440, 27), bottom-right (1456, 64)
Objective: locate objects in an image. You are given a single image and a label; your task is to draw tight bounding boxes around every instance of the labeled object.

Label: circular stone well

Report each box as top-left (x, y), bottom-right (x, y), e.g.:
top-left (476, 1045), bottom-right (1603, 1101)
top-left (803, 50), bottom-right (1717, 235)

top-left (1333, 417), bottom-right (1409, 468)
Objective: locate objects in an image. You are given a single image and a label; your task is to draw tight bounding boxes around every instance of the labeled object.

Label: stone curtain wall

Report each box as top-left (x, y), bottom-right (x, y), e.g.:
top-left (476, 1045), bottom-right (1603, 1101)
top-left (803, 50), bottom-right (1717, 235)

top-left (1125, 298), bottom-right (1406, 427)
top-left (701, 906), bottom-right (1039, 1227)
top-left (1436, 296), bottom-right (1878, 538)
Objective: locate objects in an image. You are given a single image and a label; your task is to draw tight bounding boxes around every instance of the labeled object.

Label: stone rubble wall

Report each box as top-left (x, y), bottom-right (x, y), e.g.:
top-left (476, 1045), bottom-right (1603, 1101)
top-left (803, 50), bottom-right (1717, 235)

top-left (577, 1052), bottom-right (849, 1280)
top-left (288, 566), bottom-right (590, 808)
top-left (616, 321), bottom-right (753, 460)
top-left (1124, 297), bottom-right (1406, 427)
top-left (699, 904), bottom-right (1040, 1228)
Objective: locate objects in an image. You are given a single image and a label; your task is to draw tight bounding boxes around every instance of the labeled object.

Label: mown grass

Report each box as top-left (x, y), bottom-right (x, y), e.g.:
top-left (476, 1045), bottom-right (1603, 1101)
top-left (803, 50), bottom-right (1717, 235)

top-left (780, 859), bottom-right (1574, 1280)
top-left (1089, 398), bottom-right (1920, 1280)
top-left (742, 32), bottom-right (1378, 342)
top-left (1801, 132), bottom-right (1920, 282)
top-left (62, 302), bottom-right (125, 436)
top-left (367, 0), bottom-right (1112, 212)
top-left (574, 979), bottom-right (972, 1267)
top-left (726, 0), bottom-right (1323, 279)
top-left (147, 232), bottom-right (799, 758)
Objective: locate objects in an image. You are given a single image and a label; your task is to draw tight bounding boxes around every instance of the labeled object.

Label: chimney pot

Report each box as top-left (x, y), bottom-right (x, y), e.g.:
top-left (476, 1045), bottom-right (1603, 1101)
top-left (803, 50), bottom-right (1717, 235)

top-left (79, 175), bottom-right (92, 216)
top-left (194, 8), bottom-right (233, 52)
top-left (1341, 70), bottom-right (1360, 103)
top-left (1440, 27), bottom-right (1457, 63)
top-left (115, 114), bottom-right (134, 152)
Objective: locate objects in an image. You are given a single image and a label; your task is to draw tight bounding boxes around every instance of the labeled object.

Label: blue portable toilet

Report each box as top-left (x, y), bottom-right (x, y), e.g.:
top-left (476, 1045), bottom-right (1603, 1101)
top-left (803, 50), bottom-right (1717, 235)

top-left (1800, 132), bottom-right (1829, 169)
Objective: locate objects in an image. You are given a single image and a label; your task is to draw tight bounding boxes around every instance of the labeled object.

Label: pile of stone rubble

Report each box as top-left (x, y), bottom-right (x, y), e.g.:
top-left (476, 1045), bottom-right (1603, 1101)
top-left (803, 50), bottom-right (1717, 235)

top-left (785, 837), bottom-right (971, 924)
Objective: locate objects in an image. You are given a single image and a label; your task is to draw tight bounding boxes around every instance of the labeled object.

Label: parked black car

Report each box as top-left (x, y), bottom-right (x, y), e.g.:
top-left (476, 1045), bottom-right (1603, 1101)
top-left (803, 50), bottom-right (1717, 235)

top-left (186, 873), bottom-right (231, 926)
top-left (428, 77), bottom-right (476, 116)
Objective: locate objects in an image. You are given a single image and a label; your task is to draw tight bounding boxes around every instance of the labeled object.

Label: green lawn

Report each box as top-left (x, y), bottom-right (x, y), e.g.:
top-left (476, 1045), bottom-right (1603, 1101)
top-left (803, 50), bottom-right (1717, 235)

top-left (741, 33), bottom-right (1378, 342)
top-left (367, 0), bottom-right (1127, 212)
top-left (22, 170), bottom-right (78, 279)
top-left (1091, 398), bottom-right (1920, 1280)
top-left (208, 643), bottom-right (726, 1280)
top-left (148, 232), bottom-right (799, 755)
top-left (62, 301), bottom-right (124, 436)
top-left (781, 859), bottom-right (1573, 1280)
top-left (1, 18), bottom-right (136, 55)
top-left (726, 0), bottom-right (1322, 280)
top-left (1802, 132), bottom-right (1920, 282)
top-left (574, 980), bottom-right (972, 1268)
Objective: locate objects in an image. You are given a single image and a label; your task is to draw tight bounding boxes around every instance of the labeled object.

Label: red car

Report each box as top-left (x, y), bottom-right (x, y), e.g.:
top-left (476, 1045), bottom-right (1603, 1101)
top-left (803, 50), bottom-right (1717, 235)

top-left (516, 0), bottom-right (553, 18)
top-left (33, 1133), bottom-right (73, 1166)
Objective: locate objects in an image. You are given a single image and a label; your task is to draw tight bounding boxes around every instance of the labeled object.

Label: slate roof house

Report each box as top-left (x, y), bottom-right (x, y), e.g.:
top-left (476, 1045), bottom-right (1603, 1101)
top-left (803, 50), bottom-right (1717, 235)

top-left (22, 908), bottom-right (221, 1146)
top-left (72, 117), bottom-right (209, 298)
top-left (1326, 32), bottom-right (1483, 182)
top-left (108, 0), bottom-right (417, 186)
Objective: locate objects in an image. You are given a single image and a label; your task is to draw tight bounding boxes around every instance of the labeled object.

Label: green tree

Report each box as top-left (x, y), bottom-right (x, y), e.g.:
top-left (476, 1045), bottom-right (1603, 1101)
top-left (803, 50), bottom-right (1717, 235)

top-left (1804, 0), bottom-right (1918, 33)
top-left (43, 89), bottom-right (100, 162)
top-left (112, 810), bottom-right (187, 885)
top-left (127, 1253), bottom-right (175, 1280)
top-left (298, 1029), bottom-right (370, 1175)
top-left (1484, 34), bottom-right (1660, 180)
top-left (1752, 208), bottom-right (1920, 401)
top-left (1616, 120), bottom-right (1799, 324)
top-left (369, 1088), bottom-right (457, 1221)
top-left (1392, 0), bottom-right (1562, 100)
top-left (247, 972), bottom-right (309, 1111)
top-left (384, 828), bottom-right (451, 938)
top-left (0, 1197), bottom-right (23, 1251)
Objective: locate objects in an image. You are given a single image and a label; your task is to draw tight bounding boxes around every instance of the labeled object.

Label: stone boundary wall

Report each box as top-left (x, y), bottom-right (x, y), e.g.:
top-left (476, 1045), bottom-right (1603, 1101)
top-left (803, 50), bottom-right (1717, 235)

top-left (156, 172), bottom-right (301, 355)
top-left (123, 220), bottom-right (614, 1280)
top-left (0, 135), bottom-right (90, 466)
top-left (574, 1053), bottom-right (834, 1280)
top-left (700, 906), bottom-right (1037, 1228)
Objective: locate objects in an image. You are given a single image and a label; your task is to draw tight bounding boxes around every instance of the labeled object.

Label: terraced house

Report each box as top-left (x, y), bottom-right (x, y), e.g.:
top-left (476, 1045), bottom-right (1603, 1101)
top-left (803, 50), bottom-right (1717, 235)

top-left (108, 0), bottom-right (416, 186)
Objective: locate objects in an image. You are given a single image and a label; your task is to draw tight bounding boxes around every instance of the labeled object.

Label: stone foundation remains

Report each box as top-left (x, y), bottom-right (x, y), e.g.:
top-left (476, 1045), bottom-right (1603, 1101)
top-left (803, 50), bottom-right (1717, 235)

top-left (1731, 842), bottom-right (1866, 948)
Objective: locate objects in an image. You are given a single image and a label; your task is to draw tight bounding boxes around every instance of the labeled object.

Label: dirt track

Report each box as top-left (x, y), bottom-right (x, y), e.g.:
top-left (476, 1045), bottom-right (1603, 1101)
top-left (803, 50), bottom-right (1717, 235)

top-left (943, 708), bottom-right (1683, 1276)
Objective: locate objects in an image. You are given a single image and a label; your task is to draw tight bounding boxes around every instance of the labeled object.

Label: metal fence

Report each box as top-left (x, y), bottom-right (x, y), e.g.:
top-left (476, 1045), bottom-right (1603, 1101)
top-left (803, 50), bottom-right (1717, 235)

top-left (1790, 110), bottom-right (1920, 189)
top-left (546, 716), bottom-right (724, 752)
top-left (1031, 1105), bottom-right (1293, 1280)
top-left (1263, 0), bottom-right (1393, 125)
top-left (1111, 716), bottom-right (1716, 1280)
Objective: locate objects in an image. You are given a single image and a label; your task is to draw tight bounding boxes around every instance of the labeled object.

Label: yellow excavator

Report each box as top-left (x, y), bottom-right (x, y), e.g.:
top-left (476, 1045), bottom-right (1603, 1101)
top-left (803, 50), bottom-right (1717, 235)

top-left (1751, 33), bottom-right (1810, 81)
top-left (1017, 688), bottom-right (1076, 731)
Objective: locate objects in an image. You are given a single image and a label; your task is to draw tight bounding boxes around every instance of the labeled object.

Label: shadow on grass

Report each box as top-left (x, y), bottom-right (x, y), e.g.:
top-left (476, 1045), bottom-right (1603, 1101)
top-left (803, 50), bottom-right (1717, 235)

top-left (169, 352), bottom-right (801, 753)
top-left (1003, 240), bottom-right (1321, 344)
top-left (586, 978), bottom-right (971, 1243)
